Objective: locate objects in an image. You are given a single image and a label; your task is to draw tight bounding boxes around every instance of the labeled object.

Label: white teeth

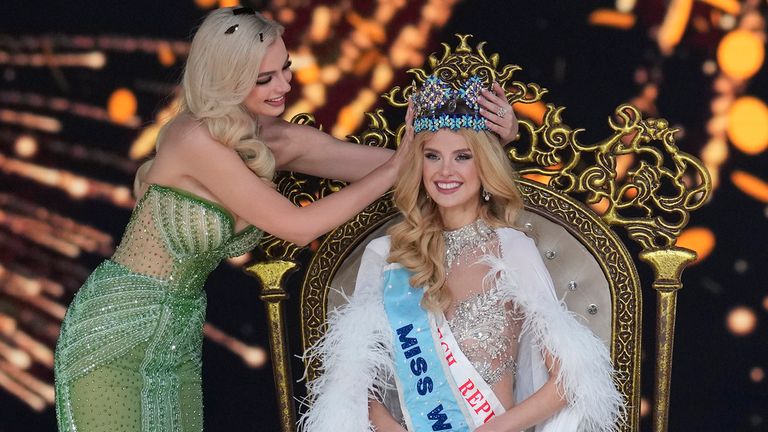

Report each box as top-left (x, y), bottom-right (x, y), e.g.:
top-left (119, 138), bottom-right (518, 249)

top-left (436, 182), bottom-right (461, 190)
top-left (267, 96), bottom-right (284, 102)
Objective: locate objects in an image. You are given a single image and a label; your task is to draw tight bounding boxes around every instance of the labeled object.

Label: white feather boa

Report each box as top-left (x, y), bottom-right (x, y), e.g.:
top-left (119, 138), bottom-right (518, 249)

top-left (299, 230), bottom-right (625, 432)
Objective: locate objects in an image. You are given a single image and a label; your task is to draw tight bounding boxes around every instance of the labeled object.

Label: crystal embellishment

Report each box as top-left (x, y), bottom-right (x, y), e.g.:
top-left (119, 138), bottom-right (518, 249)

top-left (442, 218), bottom-right (496, 272)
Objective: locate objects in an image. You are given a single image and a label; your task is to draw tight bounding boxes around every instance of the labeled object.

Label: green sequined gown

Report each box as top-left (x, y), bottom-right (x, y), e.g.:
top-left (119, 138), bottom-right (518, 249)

top-left (54, 184), bottom-right (262, 432)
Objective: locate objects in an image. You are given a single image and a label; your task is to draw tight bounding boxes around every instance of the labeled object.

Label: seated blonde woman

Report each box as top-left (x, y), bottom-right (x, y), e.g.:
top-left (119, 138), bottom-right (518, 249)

top-left (300, 75), bottom-right (625, 432)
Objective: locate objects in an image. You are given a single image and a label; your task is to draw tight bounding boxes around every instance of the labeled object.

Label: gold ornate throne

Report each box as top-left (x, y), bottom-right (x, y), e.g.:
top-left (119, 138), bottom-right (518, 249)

top-left (247, 35), bottom-right (712, 432)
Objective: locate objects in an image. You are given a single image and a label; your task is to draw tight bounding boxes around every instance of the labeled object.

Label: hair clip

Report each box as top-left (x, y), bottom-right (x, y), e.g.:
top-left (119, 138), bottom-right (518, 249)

top-left (225, 7), bottom-right (265, 42)
top-left (233, 7), bottom-right (255, 15)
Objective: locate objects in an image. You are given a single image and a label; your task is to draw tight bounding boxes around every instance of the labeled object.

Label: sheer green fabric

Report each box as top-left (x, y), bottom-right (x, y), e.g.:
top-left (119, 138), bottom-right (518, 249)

top-left (55, 184), bottom-right (262, 432)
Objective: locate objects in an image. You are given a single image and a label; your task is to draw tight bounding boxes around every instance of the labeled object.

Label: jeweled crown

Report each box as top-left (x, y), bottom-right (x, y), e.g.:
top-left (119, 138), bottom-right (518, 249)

top-left (411, 74), bottom-right (489, 133)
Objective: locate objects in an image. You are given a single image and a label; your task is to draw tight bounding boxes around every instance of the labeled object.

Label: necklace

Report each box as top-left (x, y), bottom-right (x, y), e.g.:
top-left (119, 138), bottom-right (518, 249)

top-left (442, 218), bottom-right (496, 271)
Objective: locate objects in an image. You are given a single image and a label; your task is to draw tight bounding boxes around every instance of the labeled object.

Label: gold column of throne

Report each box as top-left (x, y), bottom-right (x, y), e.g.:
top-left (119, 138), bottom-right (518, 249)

top-left (246, 34), bottom-right (712, 432)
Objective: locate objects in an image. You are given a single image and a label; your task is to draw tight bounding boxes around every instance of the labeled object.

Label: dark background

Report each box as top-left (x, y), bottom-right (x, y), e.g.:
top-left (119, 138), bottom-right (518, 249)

top-left (1, 1), bottom-right (766, 431)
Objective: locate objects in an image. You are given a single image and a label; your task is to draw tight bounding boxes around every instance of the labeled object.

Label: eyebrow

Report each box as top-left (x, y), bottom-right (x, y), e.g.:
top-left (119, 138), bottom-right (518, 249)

top-left (258, 55), bottom-right (291, 77)
top-left (423, 147), bottom-right (472, 154)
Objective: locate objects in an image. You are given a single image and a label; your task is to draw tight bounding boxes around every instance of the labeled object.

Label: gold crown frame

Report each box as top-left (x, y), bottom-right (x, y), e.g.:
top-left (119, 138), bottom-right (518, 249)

top-left (246, 34), bottom-right (712, 432)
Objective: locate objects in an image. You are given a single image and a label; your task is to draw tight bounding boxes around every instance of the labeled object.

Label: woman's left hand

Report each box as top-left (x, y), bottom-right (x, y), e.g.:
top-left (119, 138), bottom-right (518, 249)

top-left (479, 81), bottom-right (519, 144)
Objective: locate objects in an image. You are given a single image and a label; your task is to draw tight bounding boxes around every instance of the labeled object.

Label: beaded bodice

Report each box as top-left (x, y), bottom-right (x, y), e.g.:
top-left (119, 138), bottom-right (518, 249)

top-left (447, 286), bottom-right (520, 386)
top-left (443, 222), bottom-right (521, 387)
top-left (111, 184), bottom-right (262, 296)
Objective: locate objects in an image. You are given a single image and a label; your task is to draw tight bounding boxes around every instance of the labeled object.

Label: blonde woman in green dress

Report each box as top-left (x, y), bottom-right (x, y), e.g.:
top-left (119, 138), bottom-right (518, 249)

top-left (53, 7), bottom-right (518, 432)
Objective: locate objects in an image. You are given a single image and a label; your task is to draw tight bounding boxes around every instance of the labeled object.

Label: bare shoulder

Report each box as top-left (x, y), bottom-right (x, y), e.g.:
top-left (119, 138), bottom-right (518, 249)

top-left (147, 114), bottom-right (240, 185)
top-left (159, 115), bottom-right (222, 155)
top-left (259, 115), bottom-right (332, 167)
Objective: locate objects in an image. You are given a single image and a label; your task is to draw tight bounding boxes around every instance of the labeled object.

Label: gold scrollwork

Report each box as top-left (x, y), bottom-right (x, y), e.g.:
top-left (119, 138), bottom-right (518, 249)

top-left (513, 102), bottom-right (712, 252)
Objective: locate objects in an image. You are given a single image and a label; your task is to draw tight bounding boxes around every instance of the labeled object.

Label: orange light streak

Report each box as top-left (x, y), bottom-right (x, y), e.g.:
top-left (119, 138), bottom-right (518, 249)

top-left (0, 153), bottom-right (135, 208)
top-left (589, 9), bottom-right (637, 29)
top-left (0, 361), bottom-right (55, 403)
top-left (0, 369), bottom-right (46, 411)
top-left (2, 286), bottom-right (67, 320)
top-left (0, 35), bottom-right (190, 56)
top-left (0, 192), bottom-right (114, 255)
top-left (0, 339), bottom-right (32, 369)
top-left (731, 170), bottom-right (768, 202)
top-left (0, 211), bottom-right (82, 257)
top-left (657, 0), bottom-right (694, 55)
top-left (0, 90), bottom-right (140, 128)
top-left (0, 109), bottom-right (61, 133)
top-left (699, 0), bottom-right (741, 15)
top-left (9, 329), bottom-right (54, 368)
top-left (0, 51), bottom-right (106, 69)
top-left (0, 314), bottom-right (16, 334)
top-left (203, 323), bottom-right (267, 369)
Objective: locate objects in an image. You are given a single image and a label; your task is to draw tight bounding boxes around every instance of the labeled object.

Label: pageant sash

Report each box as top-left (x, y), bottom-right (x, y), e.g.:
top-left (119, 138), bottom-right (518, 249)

top-left (383, 265), bottom-right (470, 432)
top-left (436, 322), bottom-right (506, 428)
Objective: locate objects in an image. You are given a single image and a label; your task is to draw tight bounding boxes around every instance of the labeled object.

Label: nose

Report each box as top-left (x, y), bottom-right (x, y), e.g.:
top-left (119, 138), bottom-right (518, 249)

top-left (277, 70), bottom-right (292, 94)
top-left (439, 159), bottom-right (453, 176)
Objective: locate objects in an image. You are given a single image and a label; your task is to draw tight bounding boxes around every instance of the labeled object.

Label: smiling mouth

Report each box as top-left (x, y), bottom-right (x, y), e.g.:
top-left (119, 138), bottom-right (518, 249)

top-left (436, 181), bottom-right (462, 192)
top-left (265, 95), bottom-right (285, 104)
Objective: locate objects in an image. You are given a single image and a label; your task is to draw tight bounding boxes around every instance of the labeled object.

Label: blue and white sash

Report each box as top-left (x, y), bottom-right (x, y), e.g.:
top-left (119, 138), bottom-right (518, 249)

top-left (383, 265), bottom-right (470, 432)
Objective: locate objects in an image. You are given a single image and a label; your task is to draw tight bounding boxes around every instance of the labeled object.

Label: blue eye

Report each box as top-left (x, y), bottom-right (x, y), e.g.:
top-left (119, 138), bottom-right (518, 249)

top-left (424, 152), bottom-right (439, 160)
top-left (456, 153), bottom-right (473, 161)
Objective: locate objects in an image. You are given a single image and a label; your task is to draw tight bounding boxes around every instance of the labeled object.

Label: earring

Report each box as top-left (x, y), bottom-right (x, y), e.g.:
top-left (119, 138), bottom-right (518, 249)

top-left (482, 188), bottom-right (491, 202)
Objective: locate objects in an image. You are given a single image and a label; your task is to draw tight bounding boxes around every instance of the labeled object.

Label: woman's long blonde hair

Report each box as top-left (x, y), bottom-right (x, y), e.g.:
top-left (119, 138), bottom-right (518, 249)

top-left (134, 8), bottom-right (284, 195)
top-left (388, 129), bottom-right (523, 312)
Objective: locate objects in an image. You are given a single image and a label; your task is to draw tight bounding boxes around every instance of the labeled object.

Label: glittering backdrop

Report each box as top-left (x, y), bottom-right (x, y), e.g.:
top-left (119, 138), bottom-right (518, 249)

top-left (0, 0), bottom-right (766, 431)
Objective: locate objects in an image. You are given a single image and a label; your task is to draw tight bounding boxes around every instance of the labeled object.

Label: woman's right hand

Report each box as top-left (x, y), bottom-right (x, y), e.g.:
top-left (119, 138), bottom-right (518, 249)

top-left (389, 100), bottom-right (415, 170)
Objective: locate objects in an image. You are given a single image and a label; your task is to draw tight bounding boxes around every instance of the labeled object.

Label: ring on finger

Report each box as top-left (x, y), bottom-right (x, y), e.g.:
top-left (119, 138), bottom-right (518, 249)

top-left (496, 106), bottom-right (508, 118)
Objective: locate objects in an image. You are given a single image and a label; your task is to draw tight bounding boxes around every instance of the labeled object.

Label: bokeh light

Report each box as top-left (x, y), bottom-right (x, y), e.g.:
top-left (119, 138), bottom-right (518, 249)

top-left (588, 9), bottom-right (636, 29)
top-left (717, 29), bottom-right (765, 80)
top-left (107, 88), bottom-right (138, 125)
top-left (656, 0), bottom-right (693, 55)
top-left (726, 96), bottom-right (768, 155)
top-left (14, 135), bottom-right (37, 158)
top-left (726, 306), bottom-right (758, 336)
top-left (640, 397), bottom-right (650, 417)
top-left (676, 227), bottom-right (715, 263)
top-left (731, 170), bottom-right (768, 203)
top-left (242, 346), bottom-right (268, 368)
top-left (701, 0), bottom-right (741, 14)
top-left (750, 367), bottom-right (765, 383)
top-left (157, 42), bottom-right (176, 67)
top-left (195, 0), bottom-right (217, 9)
